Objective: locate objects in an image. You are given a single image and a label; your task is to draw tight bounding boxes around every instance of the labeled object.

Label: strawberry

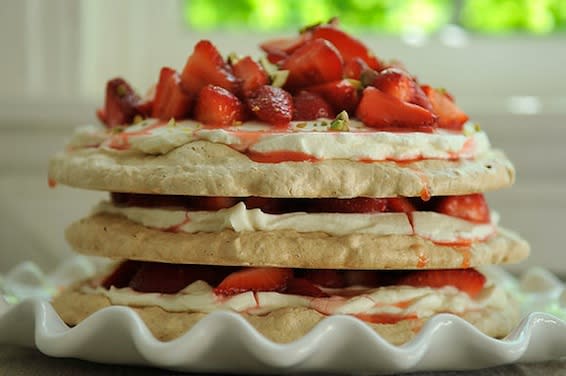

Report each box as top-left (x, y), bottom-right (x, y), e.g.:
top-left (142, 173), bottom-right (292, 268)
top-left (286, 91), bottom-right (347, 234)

top-left (152, 67), bottom-right (192, 121)
top-left (311, 24), bottom-right (381, 70)
top-left (180, 40), bottom-right (240, 98)
top-left (395, 269), bottom-right (487, 298)
top-left (130, 263), bottom-right (233, 294)
top-left (307, 197), bottom-right (388, 213)
top-left (303, 269), bottom-right (345, 288)
top-left (386, 197), bottom-right (416, 213)
top-left (436, 194), bottom-right (491, 223)
top-left (101, 260), bottom-right (142, 289)
top-left (281, 39), bottom-right (343, 90)
top-left (370, 68), bottom-right (432, 111)
top-left (194, 85), bottom-right (245, 127)
top-left (356, 87), bottom-right (437, 131)
top-left (214, 267), bottom-right (293, 296)
top-left (293, 91), bottom-right (335, 120)
top-left (343, 270), bottom-right (382, 287)
top-left (306, 79), bottom-right (360, 114)
top-left (344, 57), bottom-right (370, 80)
top-left (285, 278), bottom-right (328, 297)
top-left (422, 85), bottom-right (469, 131)
top-left (98, 78), bottom-right (143, 128)
top-left (188, 196), bottom-right (239, 211)
top-left (244, 197), bottom-right (285, 214)
top-left (246, 85), bottom-right (294, 125)
top-left (232, 56), bottom-right (269, 95)
top-left (259, 33), bottom-right (310, 58)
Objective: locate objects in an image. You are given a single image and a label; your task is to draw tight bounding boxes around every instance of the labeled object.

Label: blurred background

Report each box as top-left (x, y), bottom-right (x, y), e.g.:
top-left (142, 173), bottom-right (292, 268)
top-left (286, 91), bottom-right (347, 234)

top-left (1, 0), bottom-right (565, 276)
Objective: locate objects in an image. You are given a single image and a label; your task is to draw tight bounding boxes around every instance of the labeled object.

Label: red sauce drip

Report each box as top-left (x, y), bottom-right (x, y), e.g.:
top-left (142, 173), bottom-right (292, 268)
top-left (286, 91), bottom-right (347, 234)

top-left (247, 150), bottom-right (319, 163)
top-left (164, 212), bottom-right (191, 233)
top-left (354, 313), bottom-right (418, 325)
top-left (48, 178), bottom-right (57, 188)
top-left (433, 239), bottom-right (473, 247)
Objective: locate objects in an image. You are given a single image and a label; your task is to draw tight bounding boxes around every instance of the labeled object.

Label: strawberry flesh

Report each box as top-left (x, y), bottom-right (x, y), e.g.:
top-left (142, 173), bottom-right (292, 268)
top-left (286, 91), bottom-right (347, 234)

top-left (422, 85), bottom-right (469, 131)
top-left (152, 67), bottom-right (192, 121)
top-left (181, 40), bottom-right (240, 98)
top-left (214, 267), bottom-right (293, 296)
top-left (246, 85), bottom-right (294, 126)
top-left (395, 269), bottom-right (487, 298)
top-left (281, 39), bottom-right (343, 90)
top-left (356, 87), bottom-right (437, 131)
top-left (232, 56), bottom-right (269, 95)
top-left (344, 57), bottom-right (370, 80)
top-left (194, 85), bottom-right (245, 127)
top-left (285, 278), bottom-right (328, 297)
top-left (371, 68), bottom-right (432, 111)
top-left (99, 78), bottom-right (143, 128)
top-left (306, 79), bottom-right (360, 114)
top-left (293, 91), bottom-right (335, 120)
top-left (306, 197), bottom-right (388, 213)
top-left (436, 194), bottom-right (491, 223)
top-left (303, 269), bottom-right (345, 288)
top-left (386, 197), bottom-right (416, 213)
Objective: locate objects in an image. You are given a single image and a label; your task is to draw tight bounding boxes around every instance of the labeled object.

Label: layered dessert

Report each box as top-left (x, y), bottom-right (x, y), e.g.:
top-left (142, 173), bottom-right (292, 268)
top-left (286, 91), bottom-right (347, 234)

top-left (49, 19), bottom-right (529, 345)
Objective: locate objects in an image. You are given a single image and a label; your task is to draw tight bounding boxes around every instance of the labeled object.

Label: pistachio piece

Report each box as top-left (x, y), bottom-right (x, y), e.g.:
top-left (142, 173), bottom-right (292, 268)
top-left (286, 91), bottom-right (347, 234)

top-left (330, 111), bottom-right (350, 131)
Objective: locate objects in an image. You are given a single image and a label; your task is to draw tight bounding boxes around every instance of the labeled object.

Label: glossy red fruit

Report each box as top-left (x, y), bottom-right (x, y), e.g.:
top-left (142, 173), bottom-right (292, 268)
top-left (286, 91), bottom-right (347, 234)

top-left (281, 39), bottom-right (343, 90)
top-left (194, 85), bottom-right (245, 127)
top-left (152, 67), bottom-right (192, 120)
top-left (344, 57), bottom-right (370, 80)
top-left (259, 33), bottom-right (310, 58)
top-left (293, 91), bottom-right (335, 120)
top-left (285, 278), bottom-right (328, 297)
top-left (306, 79), bottom-right (360, 114)
top-left (387, 197), bottom-right (416, 213)
top-left (422, 85), bottom-right (469, 131)
top-left (371, 68), bottom-right (432, 111)
top-left (436, 194), bottom-right (491, 223)
top-left (129, 263), bottom-right (233, 294)
top-left (396, 269), bottom-right (487, 298)
top-left (244, 197), bottom-right (284, 214)
top-left (356, 87), bottom-right (437, 131)
top-left (246, 85), bottom-right (294, 126)
top-left (181, 40), bottom-right (240, 98)
top-left (309, 197), bottom-right (388, 213)
top-left (188, 196), bottom-right (240, 211)
top-left (303, 269), bottom-right (345, 288)
top-left (311, 24), bottom-right (381, 70)
top-left (214, 267), bottom-right (293, 296)
top-left (101, 260), bottom-right (142, 289)
top-left (232, 56), bottom-right (269, 95)
top-left (98, 78), bottom-right (143, 128)
top-left (343, 270), bottom-right (381, 287)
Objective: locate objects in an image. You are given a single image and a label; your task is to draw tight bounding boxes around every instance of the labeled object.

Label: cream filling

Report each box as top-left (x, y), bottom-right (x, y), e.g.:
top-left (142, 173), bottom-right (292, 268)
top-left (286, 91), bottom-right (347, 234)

top-left (82, 279), bottom-right (508, 318)
top-left (94, 201), bottom-right (497, 243)
top-left (69, 120), bottom-right (490, 161)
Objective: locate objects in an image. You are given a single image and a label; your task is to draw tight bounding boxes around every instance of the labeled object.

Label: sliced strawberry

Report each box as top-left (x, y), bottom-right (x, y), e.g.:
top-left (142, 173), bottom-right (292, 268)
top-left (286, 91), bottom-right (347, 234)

top-left (244, 197), bottom-right (285, 214)
top-left (188, 196), bottom-right (239, 211)
top-left (396, 269), bottom-right (487, 298)
top-left (293, 91), bottom-right (335, 120)
top-left (422, 85), bottom-right (469, 131)
top-left (99, 78), bottom-right (143, 128)
top-left (181, 40), bottom-right (240, 98)
top-left (152, 67), bottom-right (192, 120)
top-left (356, 87), bottom-right (437, 131)
top-left (303, 269), bottom-right (345, 288)
top-left (194, 85), bottom-right (245, 127)
top-left (343, 270), bottom-right (382, 287)
top-left (370, 68), bottom-right (432, 111)
top-left (306, 79), bottom-right (360, 114)
top-left (344, 57), bottom-right (369, 80)
top-left (101, 260), bottom-right (142, 289)
top-left (232, 56), bottom-right (269, 95)
top-left (386, 197), bottom-right (416, 213)
top-left (308, 197), bottom-right (388, 213)
top-left (311, 24), bottom-right (381, 70)
top-left (130, 263), bottom-right (233, 294)
top-left (259, 33), bottom-right (310, 58)
top-left (285, 278), bottom-right (328, 297)
top-left (281, 39), bottom-right (343, 90)
top-left (214, 267), bottom-right (293, 296)
top-left (246, 85), bottom-right (294, 126)
top-left (436, 194), bottom-right (491, 223)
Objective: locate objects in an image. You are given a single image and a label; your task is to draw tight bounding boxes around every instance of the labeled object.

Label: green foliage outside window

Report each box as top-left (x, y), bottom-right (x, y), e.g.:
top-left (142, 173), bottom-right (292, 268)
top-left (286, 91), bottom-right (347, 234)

top-left (183, 0), bottom-right (566, 34)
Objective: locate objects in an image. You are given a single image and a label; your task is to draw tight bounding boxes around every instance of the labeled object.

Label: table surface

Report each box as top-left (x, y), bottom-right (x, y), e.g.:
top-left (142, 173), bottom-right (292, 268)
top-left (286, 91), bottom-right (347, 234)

top-left (1, 345), bottom-right (565, 376)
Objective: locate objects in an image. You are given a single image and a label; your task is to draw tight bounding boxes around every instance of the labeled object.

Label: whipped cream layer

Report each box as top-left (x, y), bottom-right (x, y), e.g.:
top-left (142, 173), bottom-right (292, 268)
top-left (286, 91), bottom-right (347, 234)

top-left (83, 278), bottom-right (508, 319)
top-left (94, 201), bottom-right (497, 243)
top-left (68, 119), bottom-right (490, 162)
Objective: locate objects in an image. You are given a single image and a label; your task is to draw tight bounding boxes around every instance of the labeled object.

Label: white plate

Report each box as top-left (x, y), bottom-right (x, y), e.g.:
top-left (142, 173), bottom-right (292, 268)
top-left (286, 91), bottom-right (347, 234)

top-left (1, 257), bottom-right (565, 374)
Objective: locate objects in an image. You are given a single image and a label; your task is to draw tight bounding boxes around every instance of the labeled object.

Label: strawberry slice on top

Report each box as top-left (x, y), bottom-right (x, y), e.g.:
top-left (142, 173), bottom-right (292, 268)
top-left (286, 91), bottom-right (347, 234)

top-left (215, 267), bottom-right (293, 296)
top-left (293, 91), bottom-right (335, 121)
top-left (98, 78), bottom-right (143, 128)
top-left (395, 269), bottom-right (487, 298)
top-left (181, 40), bottom-right (240, 99)
top-left (436, 194), bottom-right (491, 223)
top-left (194, 85), bottom-right (245, 127)
top-left (232, 56), bottom-right (269, 96)
top-left (306, 79), bottom-right (360, 114)
top-left (370, 68), bottom-right (432, 111)
top-left (422, 85), bottom-right (469, 131)
top-left (246, 85), bottom-right (294, 126)
top-left (152, 67), bottom-right (192, 121)
top-left (281, 39), bottom-right (343, 90)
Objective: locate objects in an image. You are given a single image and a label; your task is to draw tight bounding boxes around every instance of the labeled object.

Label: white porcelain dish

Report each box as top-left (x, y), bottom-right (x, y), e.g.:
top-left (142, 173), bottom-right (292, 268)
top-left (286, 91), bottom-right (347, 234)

top-left (1, 257), bottom-right (565, 374)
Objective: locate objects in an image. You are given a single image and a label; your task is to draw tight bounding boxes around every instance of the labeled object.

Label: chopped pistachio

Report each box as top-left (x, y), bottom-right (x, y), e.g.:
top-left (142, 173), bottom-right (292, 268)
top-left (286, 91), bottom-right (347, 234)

top-left (360, 69), bottom-right (379, 88)
top-left (227, 52), bottom-right (240, 65)
top-left (133, 115), bottom-right (144, 124)
top-left (111, 126), bottom-right (125, 134)
top-left (259, 56), bottom-right (278, 75)
top-left (320, 121), bottom-right (328, 127)
top-left (167, 118), bottom-right (177, 128)
top-left (463, 122), bottom-right (481, 136)
top-left (346, 79), bottom-right (362, 90)
top-left (329, 111), bottom-right (350, 132)
top-left (271, 70), bottom-right (289, 88)
top-left (296, 122), bottom-right (307, 129)
top-left (116, 84), bottom-right (128, 97)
